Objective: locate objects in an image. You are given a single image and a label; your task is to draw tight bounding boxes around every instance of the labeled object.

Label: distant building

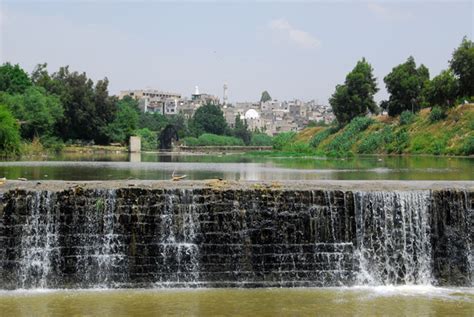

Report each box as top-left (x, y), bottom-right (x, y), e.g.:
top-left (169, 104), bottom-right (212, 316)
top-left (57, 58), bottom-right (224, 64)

top-left (119, 89), bottom-right (181, 100)
top-left (191, 86), bottom-right (220, 105)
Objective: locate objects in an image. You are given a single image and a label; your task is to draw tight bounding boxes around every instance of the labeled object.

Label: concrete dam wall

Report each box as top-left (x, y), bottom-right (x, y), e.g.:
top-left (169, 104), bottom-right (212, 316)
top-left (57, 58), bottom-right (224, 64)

top-left (0, 181), bottom-right (471, 289)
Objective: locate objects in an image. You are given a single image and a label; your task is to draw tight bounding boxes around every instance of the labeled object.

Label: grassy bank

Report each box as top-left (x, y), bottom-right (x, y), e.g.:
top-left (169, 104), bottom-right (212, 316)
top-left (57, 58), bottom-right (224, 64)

top-left (249, 104), bottom-right (473, 158)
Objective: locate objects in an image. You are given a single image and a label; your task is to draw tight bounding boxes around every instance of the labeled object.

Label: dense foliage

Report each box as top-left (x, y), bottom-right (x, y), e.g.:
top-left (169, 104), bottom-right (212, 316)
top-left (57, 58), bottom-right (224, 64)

top-left (450, 37), bottom-right (474, 98)
top-left (383, 56), bottom-right (429, 116)
top-left (0, 63), bottom-right (32, 95)
top-left (232, 116), bottom-right (252, 145)
top-left (329, 58), bottom-right (378, 125)
top-left (189, 103), bottom-right (228, 136)
top-left (250, 133), bottom-right (273, 146)
top-left (183, 133), bottom-right (244, 146)
top-left (0, 105), bottom-right (21, 156)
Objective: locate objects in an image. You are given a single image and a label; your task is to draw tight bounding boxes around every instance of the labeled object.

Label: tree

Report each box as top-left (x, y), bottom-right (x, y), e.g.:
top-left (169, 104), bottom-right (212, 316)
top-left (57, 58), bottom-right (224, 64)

top-left (450, 36), bottom-right (474, 98)
top-left (0, 63), bottom-right (32, 94)
top-left (189, 103), bottom-right (228, 136)
top-left (383, 56), bottom-right (429, 116)
top-left (139, 112), bottom-right (169, 132)
top-left (423, 70), bottom-right (459, 109)
top-left (329, 58), bottom-right (378, 125)
top-left (34, 65), bottom-right (117, 143)
top-left (232, 115), bottom-right (252, 145)
top-left (260, 90), bottom-right (272, 103)
top-left (0, 105), bottom-right (21, 156)
top-left (104, 97), bottom-right (139, 143)
top-left (0, 86), bottom-right (63, 139)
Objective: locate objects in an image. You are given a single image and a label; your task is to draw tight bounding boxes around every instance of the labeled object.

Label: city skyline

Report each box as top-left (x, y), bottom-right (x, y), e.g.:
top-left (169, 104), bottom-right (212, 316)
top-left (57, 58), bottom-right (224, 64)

top-left (1, 0), bottom-right (472, 103)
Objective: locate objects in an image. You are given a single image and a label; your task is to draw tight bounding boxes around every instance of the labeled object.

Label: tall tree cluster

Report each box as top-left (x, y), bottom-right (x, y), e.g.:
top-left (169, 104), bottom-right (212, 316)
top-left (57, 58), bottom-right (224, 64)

top-left (330, 37), bottom-right (474, 125)
top-left (329, 58), bottom-right (379, 125)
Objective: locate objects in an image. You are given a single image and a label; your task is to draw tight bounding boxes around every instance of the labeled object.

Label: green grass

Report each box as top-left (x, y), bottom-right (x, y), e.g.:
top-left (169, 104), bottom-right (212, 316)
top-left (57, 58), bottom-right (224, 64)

top-left (268, 104), bottom-right (474, 157)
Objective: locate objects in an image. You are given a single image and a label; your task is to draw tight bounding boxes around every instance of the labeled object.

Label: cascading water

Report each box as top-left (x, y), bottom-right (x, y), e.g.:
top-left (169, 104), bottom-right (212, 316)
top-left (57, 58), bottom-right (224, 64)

top-left (0, 185), bottom-right (470, 289)
top-left (156, 189), bottom-right (199, 287)
top-left (354, 191), bottom-right (432, 285)
top-left (18, 192), bottom-right (59, 288)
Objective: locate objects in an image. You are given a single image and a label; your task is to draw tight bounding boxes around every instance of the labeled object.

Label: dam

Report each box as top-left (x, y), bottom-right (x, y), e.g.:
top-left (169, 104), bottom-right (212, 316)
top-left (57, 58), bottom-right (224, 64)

top-left (0, 180), bottom-right (471, 290)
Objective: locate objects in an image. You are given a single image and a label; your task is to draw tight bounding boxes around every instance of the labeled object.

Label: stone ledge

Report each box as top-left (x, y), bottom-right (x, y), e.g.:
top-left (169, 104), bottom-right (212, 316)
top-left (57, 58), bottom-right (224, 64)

top-left (0, 180), bottom-right (473, 193)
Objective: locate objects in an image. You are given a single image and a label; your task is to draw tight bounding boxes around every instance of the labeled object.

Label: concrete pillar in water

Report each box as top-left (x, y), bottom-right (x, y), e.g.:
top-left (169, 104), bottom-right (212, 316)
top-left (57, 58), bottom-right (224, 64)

top-left (129, 136), bottom-right (141, 153)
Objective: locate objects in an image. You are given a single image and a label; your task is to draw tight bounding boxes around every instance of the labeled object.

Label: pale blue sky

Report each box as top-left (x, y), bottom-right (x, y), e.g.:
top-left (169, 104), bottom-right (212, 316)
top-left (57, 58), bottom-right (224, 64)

top-left (1, 1), bottom-right (472, 103)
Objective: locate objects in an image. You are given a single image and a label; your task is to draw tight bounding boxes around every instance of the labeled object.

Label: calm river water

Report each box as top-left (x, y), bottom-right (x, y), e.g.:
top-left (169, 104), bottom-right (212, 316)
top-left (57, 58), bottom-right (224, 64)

top-left (0, 287), bottom-right (473, 317)
top-left (0, 152), bottom-right (472, 180)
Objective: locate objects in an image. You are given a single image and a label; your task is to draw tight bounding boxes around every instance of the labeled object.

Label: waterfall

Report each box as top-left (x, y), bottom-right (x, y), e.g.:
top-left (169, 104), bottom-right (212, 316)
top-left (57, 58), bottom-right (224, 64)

top-left (71, 189), bottom-right (125, 287)
top-left (18, 192), bottom-right (59, 288)
top-left (156, 189), bottom-right (200, 287)
top-left (0, 185), bottom-right (470, 289)
top-left (354, 191), bottom-right (433, 285)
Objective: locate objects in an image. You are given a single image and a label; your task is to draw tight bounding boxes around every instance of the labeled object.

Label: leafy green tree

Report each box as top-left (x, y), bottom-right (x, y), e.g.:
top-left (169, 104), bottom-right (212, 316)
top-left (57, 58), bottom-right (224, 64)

top-left (0, 63), bottom-right (32, 94)
top-left (104, 97), bottom-right (139, 143)
top-left (139, 112), bottom-right (169, 132)
top-left (260, 90), bottom-right (272, 103)
top-left (329, 58), bottom-right (378, 125)
top-left (0, 105), bottom-right (21, 156)
top-left (134, 128), bottom-right (158, 150)
top-left (168, 113), bottom-right (189, 138)
top-left (272, 131), bottom-right (296, 150)
top-left (383, 56), bottom-right (430, 116)
top-left (33, 65), bottom-right (116, 144)
top-left (450, 36), bottom-right (474, 98)
top-left (189, 103), bottom-right (228, 136)
top-left (423, 69), bottom-right (459, 109)
top-left (0, 87), bottom-right (63, 139)
top-left (232, 115), bottom-right (252, 145)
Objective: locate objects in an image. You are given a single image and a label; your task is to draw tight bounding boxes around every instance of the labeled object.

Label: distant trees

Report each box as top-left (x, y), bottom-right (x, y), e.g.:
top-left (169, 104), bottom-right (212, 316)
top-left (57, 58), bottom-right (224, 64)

top-left (0, 63), bottom-right (32, 94)
top-left (450, 37), bottom-right (474, 98)
top-left (32, 65), bottom-right (116, 144)
top-left (0, 86), bottom-right (63, 139)
top-left (232, 115), bottom-right (252, 145)
top-left (423, 70), bottom-right (459, 110)
top-left (104, 96), bottom-right (139, 143)
top-left (189, 103), bottom-right (228, 136)
top-left (383, 56), bottom-right (429, 116)
top-left (329, 58), bottom-right (378, 125)
top-left (0, 105), bottom-right (21, 156)
top-left (260, 90), bottom-right (272, 103)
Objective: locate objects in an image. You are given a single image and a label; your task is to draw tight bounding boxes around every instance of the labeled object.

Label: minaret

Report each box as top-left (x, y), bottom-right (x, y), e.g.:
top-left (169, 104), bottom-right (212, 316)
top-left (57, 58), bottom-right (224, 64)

top-left (223, 83), bottom-right (228, 106)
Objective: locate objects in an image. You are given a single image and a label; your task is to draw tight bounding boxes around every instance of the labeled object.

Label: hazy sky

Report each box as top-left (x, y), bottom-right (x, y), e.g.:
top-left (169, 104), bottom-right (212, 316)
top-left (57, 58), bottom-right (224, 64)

top-left (1, 1), bottom-right (472, 103)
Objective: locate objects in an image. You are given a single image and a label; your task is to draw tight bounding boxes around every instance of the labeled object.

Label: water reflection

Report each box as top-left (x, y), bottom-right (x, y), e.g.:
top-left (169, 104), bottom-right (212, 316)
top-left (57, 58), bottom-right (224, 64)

top-left (0, 153), bottom-right (472, 181)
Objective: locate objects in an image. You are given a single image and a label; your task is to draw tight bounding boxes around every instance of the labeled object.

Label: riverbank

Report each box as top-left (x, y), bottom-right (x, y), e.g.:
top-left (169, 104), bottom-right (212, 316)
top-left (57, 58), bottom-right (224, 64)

top-left (269, 104), bottom-right (474, 158)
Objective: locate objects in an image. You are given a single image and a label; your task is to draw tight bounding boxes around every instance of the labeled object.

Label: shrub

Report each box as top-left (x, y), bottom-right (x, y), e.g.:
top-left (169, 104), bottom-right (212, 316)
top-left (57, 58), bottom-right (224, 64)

top-left (134, 128), bottom-right (158, 151)
top-left (429, 106), bottom-right (446, 123)
top-left (357, 126), bottom-right (394, 154)
top-left (0, 105), bottom-right (21, 156)
top-left (282, 141), bottom-right (315, 155)
top-left (251, 133), bottom-right (273, 146)
top-left (325, 116), bottom-right (374, 156)
top-left (385, 128), bottom-right (409, 154)
top-left (461, 136), bottom-right (474, 155)
top-left (309, 127), bottom-right (338, 148)
top-left (21, 137), bottom-right (44, 156)
top-left (182, 133), bottom-right (244, 146)
top-left (41, 136), bottom-right (65, 153)
top-left (399, 111), bottom-right (415, 125)
top-left (272, 132), bottom-right (297, 150)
